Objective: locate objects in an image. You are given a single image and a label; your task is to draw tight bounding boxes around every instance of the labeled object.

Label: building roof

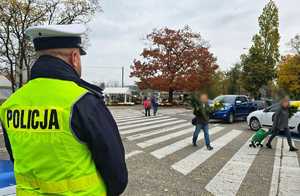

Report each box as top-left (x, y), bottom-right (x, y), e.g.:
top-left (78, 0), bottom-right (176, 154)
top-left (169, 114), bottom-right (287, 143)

top-left (103, 87), bottom-right (131, 95)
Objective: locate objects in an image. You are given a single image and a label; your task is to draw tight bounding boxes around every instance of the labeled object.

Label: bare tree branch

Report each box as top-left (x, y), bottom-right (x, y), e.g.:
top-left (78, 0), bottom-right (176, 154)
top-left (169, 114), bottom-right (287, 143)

top-left (0, 0), bottom-right (101, 91)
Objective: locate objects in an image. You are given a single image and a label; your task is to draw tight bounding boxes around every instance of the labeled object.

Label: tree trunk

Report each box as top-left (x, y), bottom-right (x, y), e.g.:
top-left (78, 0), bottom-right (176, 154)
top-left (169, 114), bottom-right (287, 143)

top-left (9, 63), bottom-right (15, 92)
top-left (168, 89), bottom-right (174, 103)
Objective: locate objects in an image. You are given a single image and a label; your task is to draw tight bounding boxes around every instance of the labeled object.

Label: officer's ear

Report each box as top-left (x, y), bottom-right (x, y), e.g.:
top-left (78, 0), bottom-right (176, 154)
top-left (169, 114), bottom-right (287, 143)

top-left (70, 49), bottom-right (82, 77)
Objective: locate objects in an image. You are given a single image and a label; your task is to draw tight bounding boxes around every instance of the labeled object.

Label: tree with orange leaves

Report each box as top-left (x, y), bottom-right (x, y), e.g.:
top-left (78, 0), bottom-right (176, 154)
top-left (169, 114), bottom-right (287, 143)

top-left (277, 55), bottom-right (300, 99)
top-left (130, 26), bottom-right (218, 103)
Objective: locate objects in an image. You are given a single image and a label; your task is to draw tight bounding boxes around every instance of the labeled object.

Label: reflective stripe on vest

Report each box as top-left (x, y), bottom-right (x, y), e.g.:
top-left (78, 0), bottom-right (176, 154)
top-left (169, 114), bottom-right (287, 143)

top-left (0, 78), bottom-right (107, 195)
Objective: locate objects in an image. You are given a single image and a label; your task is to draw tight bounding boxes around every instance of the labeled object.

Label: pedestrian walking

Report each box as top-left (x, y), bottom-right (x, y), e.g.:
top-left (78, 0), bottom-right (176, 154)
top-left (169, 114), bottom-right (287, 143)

top-left (191, 93), bottom-right (213, 150)
top-left (143, 97), bottom-right (151, 116)
top-left (0, 24), bottom-right (128, 195)
top-left (151, 96), bottom-right (159, 116)
top-left (266, 96), bottom-right (298, 151)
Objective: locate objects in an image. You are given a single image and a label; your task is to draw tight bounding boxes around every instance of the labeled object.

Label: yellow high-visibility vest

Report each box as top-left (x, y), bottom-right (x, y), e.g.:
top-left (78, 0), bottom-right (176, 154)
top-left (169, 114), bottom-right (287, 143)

top-left (0, 78), bottom-right (106, 196)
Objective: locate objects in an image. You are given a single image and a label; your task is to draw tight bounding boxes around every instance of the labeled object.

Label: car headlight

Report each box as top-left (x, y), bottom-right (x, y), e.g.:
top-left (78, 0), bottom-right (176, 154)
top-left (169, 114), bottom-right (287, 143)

top-left (223, 106), bottom-right (230, 110)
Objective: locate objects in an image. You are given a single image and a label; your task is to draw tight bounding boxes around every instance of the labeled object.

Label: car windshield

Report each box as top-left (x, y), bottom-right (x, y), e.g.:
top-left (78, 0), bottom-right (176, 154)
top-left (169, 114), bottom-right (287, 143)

top-left (266, 101), bottom-right (300, 112)
top-left (265, 103), bottom-right (280, 112)
top-left (213, 95), bottom-right (236, 104)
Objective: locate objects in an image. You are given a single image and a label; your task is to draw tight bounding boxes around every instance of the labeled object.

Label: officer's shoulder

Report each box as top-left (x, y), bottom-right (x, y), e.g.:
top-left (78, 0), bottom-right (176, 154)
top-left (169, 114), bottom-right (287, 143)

top-left (78, 91), bottom-right (104, 103)
top-left (77, 79), bottom-right (103, 98)
top-left (75, 91), bottom-right (105, 110)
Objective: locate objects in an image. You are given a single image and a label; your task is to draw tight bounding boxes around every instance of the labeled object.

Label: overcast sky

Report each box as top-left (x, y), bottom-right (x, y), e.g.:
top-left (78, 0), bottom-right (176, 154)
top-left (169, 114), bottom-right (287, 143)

top-left (81, 0), bottom-right (300, 86)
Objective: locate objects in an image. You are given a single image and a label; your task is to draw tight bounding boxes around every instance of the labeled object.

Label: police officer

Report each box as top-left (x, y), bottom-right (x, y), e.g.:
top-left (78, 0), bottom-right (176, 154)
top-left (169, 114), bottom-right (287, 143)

top-left (0, 24), bottom-right (128, 195)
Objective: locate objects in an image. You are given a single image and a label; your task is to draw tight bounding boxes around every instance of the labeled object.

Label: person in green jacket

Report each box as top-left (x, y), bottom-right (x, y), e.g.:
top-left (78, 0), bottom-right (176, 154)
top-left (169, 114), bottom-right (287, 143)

top-left (192, 93), bottom-right (213, 150)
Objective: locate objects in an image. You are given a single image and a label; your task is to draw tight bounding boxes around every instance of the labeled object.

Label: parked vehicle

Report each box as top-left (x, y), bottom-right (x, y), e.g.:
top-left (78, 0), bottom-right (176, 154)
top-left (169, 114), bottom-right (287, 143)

top-left (247, 102), bottom-right (300, 134)
top-left (253, 100), bottom-right (268, 110)
top-left (210, 95), bottom-right (257, 123)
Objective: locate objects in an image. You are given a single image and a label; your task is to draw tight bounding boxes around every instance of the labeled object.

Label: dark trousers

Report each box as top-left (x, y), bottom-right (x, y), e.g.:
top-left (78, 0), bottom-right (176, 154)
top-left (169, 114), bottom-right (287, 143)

top-left (145, 108), bottom-right (151, 116)
top-left (153, 106), bottom-right (158, 116)
top-left (192, 123), bottom-right (210, 146)
top-left (267, 128), bottom-right (293, 147)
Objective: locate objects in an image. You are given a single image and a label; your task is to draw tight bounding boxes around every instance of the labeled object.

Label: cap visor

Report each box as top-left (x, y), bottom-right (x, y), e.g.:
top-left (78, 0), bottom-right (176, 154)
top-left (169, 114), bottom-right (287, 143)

top-left (80, 48), bottom-right (87, 55)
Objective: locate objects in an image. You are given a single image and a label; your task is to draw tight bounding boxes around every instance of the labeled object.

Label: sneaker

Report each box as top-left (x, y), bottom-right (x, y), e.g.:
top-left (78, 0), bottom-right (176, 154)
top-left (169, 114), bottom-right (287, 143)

top-left (266, 143), bottom-right (272, 149)
top-left (290, 146), bottom-right (298, 152)
top-left (192, 142), bottom-right (197, 147)
top-left (207, 145), bottom-right (213, 151)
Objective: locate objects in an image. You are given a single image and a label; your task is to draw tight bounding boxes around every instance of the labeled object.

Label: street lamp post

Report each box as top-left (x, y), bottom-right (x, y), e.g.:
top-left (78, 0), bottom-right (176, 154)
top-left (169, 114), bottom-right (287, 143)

top-left (122, 66), bottom-right (124, 88)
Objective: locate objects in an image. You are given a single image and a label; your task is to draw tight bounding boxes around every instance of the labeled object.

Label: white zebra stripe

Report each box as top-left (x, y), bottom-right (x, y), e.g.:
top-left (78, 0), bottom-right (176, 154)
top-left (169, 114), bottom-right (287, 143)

top-left (125, 150), bottom-right (144, 160)
top-left (118, 118), bottom-right (178, 130)
top-left (126, 123), bottom-right (191, 141)
top-left (114, 115), bottom-right (144, 121)
top-left (269, 138), bottom-right (282, 196)
top-left (0, 147), bottom-right (7, 152)
top-left (171, 130), bottom-right (242, 175)
top-left (0, 186), bottom-right (16, 196)
top-left (205, 138), bottom-right (260, 196)
top-left (151, 126), bottom-right (225, 159)
top-left (116, 115), bottom-right (163, 123)
top-left (117, 116), bottom-right (169, 126)
top-left (120, 119), bottom-right (186, 135)
top-left (278, 140), bottom-right (300, 195)
top-left (137, 127), bottom-right (195, 148)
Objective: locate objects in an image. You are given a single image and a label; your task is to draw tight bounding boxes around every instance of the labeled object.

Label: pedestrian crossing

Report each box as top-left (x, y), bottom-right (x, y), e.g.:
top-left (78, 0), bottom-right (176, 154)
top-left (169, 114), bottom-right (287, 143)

top-left (205, 138), bottom-right (261, 196)
top-left (151, 126), bottom-right (224, 159)
top-left (114, 108), bottom-right (300, 195)
top-left (117, 116), bottom-right (170, 126)
top-left (271, 139), bottom-right (300, 196)
top-left (119, 117), bottom-right (179, 130)
top-left (126, 123), bottom-right (191, 141)
top-left (1, 108), bottom-right (299, 195)
top-left (120, 119), bottom-right (186, 135)
top-left (125, 150), bottom-right (144, 160)
top-left (0, 186), bottom-right (15, 196)
top-left (116, 115), bottom-right (164, 123)
top-left (137, 127), bottom-right (195, 148)
top-left (115, 115), bottom-right (146, 121)
top-left (154, 108), bottom-right (191, 115)
top-left (171, 129), bottom-right (243, 175)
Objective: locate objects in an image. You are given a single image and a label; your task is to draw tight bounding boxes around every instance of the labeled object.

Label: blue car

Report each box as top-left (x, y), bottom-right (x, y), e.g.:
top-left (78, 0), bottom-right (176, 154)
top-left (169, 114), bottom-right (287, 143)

top-left (210, 95), bottom-right (257, 123)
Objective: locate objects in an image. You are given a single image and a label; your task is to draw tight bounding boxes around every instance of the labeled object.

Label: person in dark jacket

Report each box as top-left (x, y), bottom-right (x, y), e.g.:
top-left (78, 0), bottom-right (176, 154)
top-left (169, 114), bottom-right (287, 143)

top-left (151, 96), bottom-right (158, 116)
top-left (192, 93), bottom-right (213, 150)
top-left (2, 24), bottom-right (128, 196)
top-left (266, 96), bottom-right (298, 151)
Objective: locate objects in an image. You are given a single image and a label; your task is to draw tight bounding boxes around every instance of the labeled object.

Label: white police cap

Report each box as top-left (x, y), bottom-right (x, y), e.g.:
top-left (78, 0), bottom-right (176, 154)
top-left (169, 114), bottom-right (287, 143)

top-left (25, 24), bottom-right (87, 55)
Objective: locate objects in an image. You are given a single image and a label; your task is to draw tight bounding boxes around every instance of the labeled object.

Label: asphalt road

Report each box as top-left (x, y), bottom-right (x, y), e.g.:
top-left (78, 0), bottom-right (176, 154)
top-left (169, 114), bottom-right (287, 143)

top-left (1, 106), bottom-right (300, 196)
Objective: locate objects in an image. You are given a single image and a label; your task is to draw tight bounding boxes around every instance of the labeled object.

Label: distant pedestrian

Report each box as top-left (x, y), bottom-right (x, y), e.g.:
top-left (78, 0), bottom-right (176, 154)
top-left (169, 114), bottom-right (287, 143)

top-left (151, 96), bottom-right (159, 116)
top-left (266, 96), bottom-right (298, 151)
top-left (143, 97), bottom-right (151, 116)
top-left (192, 93), bottom-right (213, 150)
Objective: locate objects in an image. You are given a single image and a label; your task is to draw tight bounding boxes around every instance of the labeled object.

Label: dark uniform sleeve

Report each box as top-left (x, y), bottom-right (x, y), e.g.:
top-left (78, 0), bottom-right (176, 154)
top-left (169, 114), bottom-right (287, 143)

top-left (1, 126), bottom-right (14, 162)
top-left (71, 93), bottom-right (128, 196)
